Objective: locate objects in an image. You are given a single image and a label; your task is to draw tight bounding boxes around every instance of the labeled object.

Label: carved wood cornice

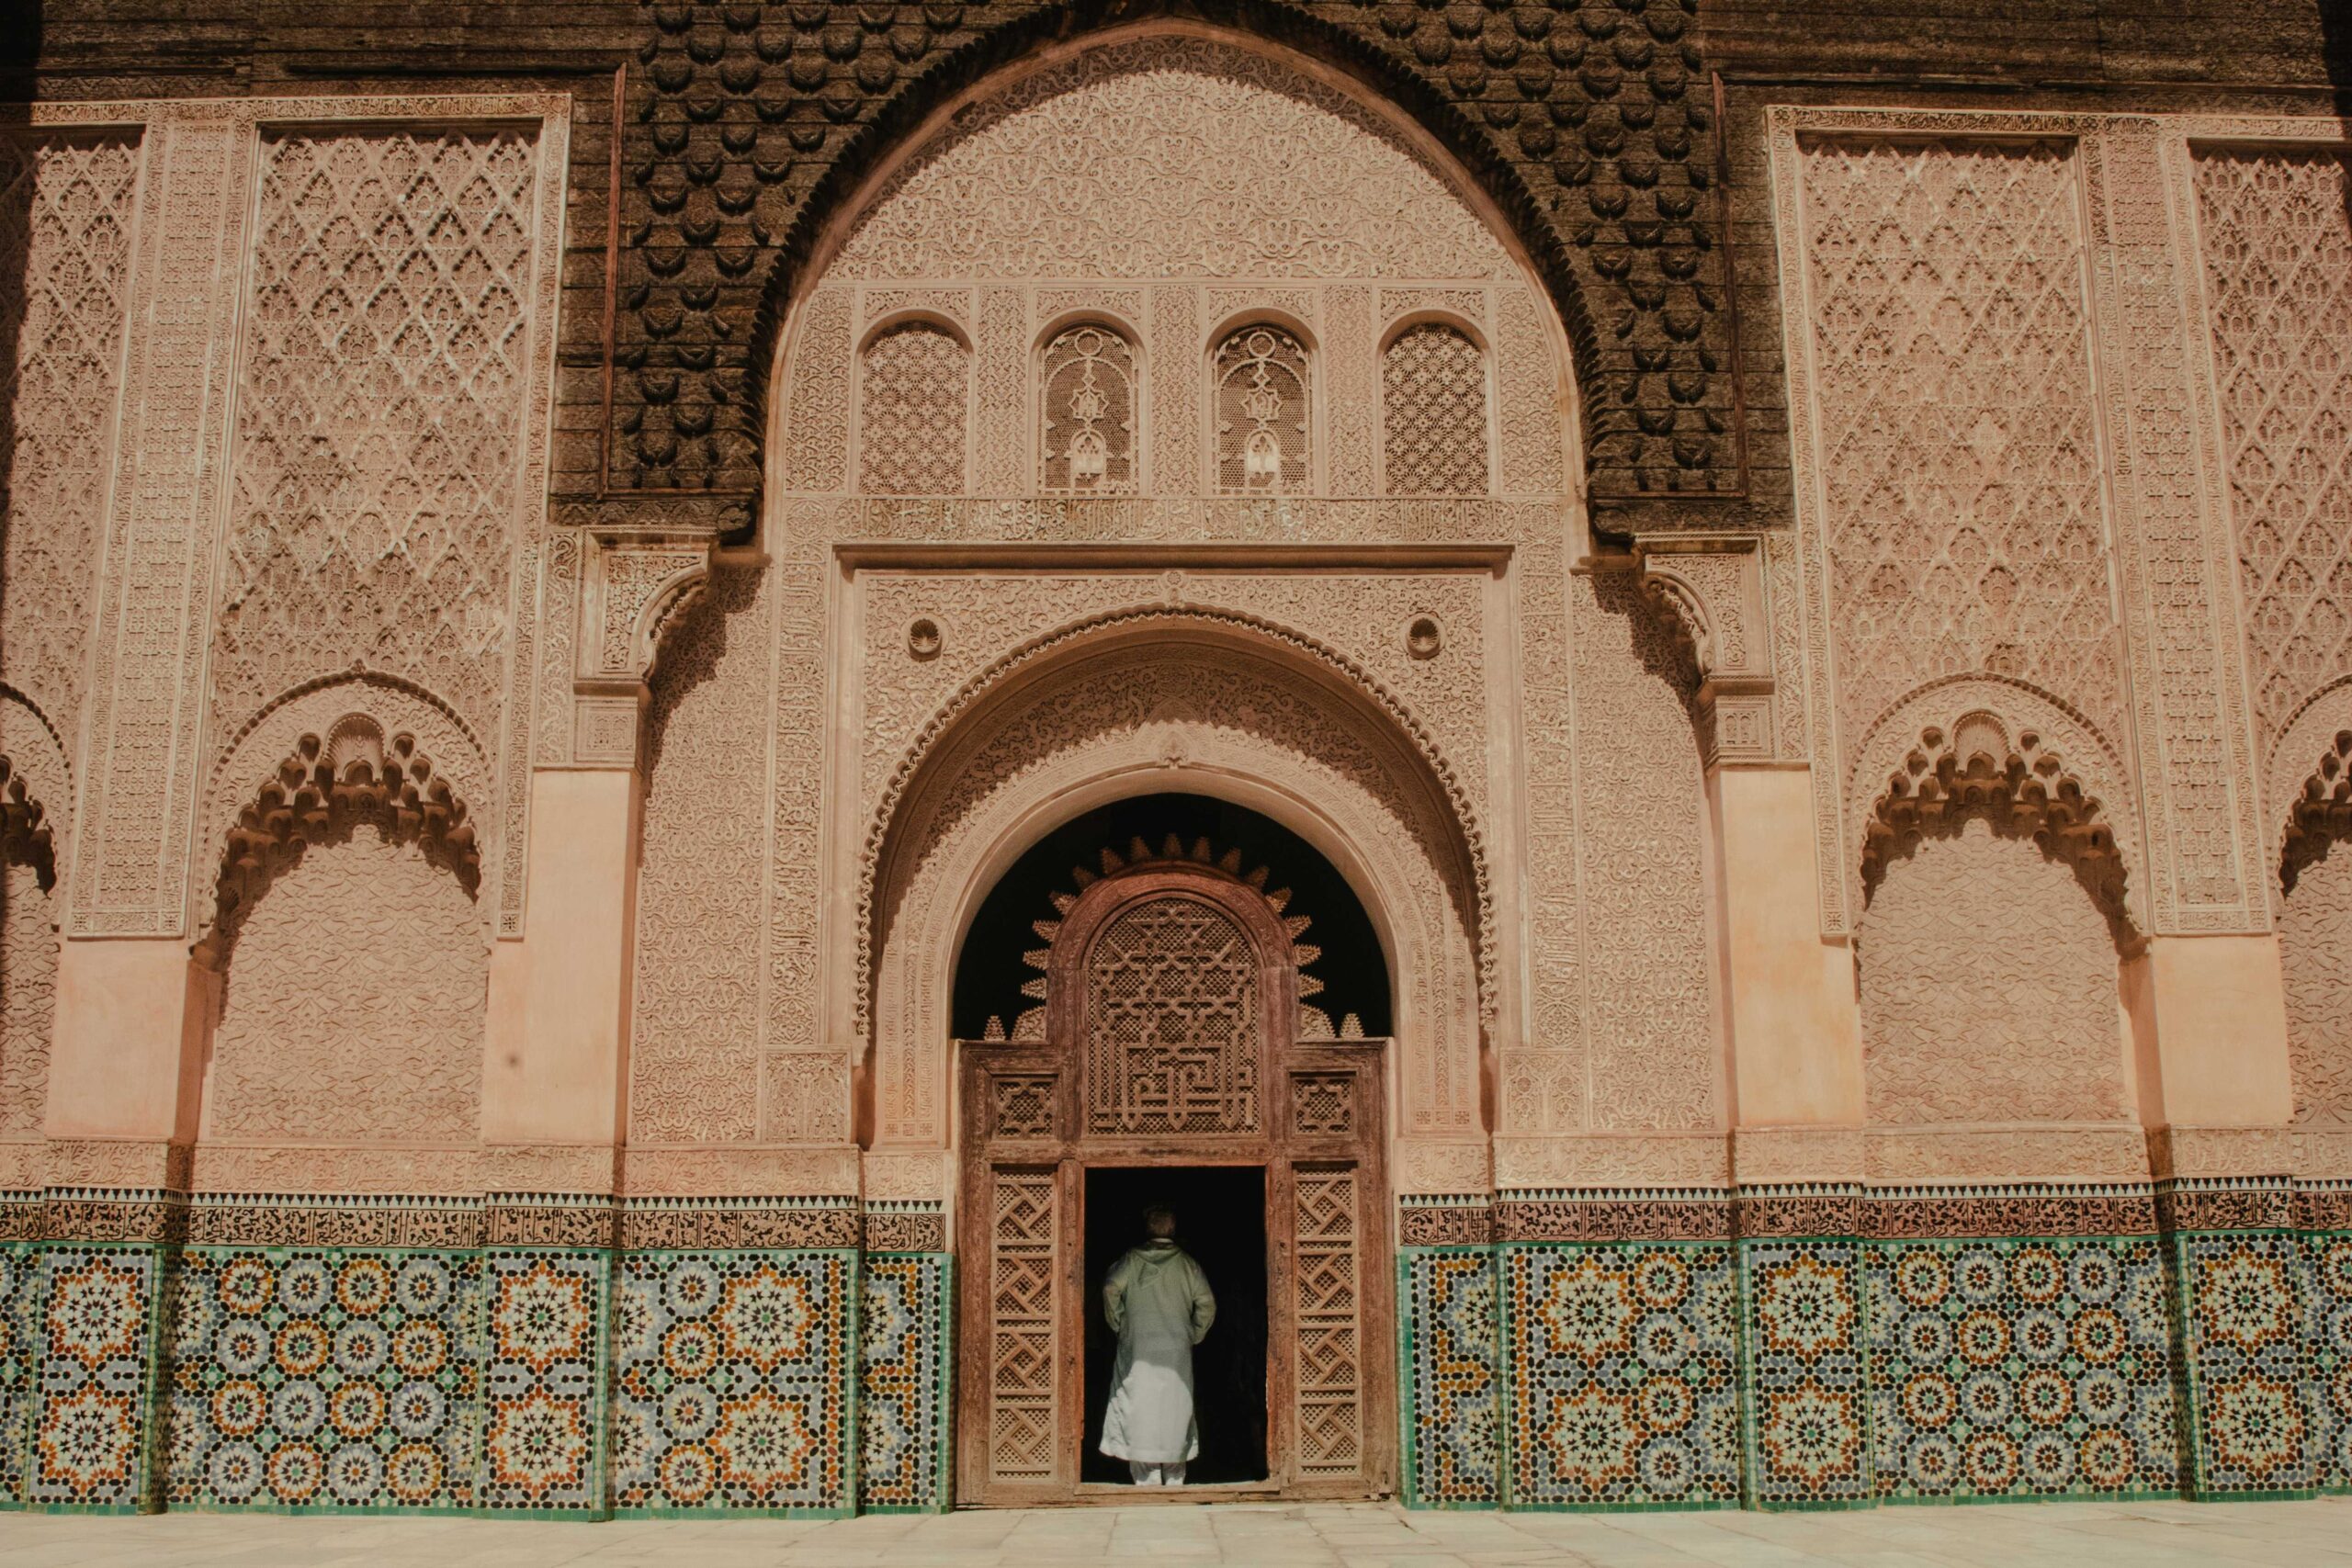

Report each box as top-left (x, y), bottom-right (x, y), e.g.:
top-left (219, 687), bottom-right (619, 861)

top-left (583, 0), bottom-right (1742, 535)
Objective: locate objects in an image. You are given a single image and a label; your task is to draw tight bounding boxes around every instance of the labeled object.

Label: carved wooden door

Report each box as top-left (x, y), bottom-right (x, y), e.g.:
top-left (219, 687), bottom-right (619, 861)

top-left (957, 853), bottom-right (1393, 1505)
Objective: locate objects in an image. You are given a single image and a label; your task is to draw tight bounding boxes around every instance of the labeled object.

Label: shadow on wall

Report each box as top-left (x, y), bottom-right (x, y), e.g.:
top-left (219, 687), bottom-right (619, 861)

top-left (2328, 0), bottom-right (2352, 116)
top-left (0, 7), bottom-right (40, 944)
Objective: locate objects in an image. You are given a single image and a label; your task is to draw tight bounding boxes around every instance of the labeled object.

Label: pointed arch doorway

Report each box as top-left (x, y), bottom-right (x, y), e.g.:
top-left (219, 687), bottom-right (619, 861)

top-left (954, 797), bottom-right (1396, 1506)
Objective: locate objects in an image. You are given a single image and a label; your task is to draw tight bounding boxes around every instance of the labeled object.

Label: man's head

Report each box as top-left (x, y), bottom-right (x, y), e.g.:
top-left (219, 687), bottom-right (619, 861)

top-left (1144, 1204), bottom-right (1176, 1238)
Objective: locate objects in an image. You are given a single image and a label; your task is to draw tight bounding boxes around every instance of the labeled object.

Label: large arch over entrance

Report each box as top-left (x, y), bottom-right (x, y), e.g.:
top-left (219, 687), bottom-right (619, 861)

top-left (863, 615), bottom-right (1488, 1157)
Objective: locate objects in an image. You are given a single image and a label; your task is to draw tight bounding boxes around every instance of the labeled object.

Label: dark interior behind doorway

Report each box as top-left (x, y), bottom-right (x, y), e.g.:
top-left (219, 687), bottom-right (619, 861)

top-left (1081, 1164), bottom-right (1269, 1485)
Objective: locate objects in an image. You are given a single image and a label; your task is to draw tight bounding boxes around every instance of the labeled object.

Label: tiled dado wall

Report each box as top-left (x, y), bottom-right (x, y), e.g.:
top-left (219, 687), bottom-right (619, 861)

top-left (0, 1201), bottom-right (952, 1517)
top-left (1400, 1190), bottom-right (2352, 1511)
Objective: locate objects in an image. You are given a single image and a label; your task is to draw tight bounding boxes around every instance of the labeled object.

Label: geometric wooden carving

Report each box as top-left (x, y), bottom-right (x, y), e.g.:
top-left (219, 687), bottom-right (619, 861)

top-left (1292, 1163), bottom-right (1363, 1477)
top-left (987, 1168), bottom-right (1059, 1484)
top-left (1081, 894), bottom-right (1262, 1137)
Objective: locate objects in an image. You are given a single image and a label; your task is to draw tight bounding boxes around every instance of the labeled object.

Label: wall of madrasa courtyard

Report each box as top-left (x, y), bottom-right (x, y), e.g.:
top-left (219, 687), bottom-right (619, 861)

top-left (0, 0), bottom-right (2345, 1521)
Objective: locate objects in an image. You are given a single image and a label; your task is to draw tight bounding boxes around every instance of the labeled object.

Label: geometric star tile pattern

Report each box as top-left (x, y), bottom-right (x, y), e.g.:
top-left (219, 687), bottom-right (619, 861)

top-left (1864, 1239), bottom-right (2179, 1502)
top-left (164, 1249), bottom-right (483, 1513)
top-left (1740, 1242), bottom-right (1871, 1508)
top-left (1501, 1244), bottom-right (1742, 1509)
top-left (608, 1251), bottom-right (852, 1516)
top-left (858, 1254), bottom-right (949, 1513)
top-left (28, 1247), bottom-right (164, 1511)
top-left (1402, 1249), bottom-right (1500, 1506)
top-left (479, 1252), bottom-right (607, 1514)
top-left (2175, 1232), bottom-right (2317, 1498)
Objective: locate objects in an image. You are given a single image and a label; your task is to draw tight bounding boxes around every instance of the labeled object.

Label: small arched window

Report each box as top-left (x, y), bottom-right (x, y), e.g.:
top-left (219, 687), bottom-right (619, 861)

top-left (859, 321), bottom-right (968, 495)
top-left (1381, 321), bottom-right (1488, 495)
top-left (1039, 322), bottom-right (1138, 493)
top-left (1213, 324), bottom-right (1310, 495)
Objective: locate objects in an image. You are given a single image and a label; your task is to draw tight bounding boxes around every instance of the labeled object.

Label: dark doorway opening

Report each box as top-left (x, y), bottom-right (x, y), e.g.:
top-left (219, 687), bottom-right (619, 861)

top-left (1080, 1164), bottom-right (1269, 1487)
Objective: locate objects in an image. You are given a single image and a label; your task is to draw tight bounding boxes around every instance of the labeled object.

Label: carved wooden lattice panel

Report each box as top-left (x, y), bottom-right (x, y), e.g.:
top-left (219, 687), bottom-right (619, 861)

top-left (990, 1075), bottom-right (1056, 1139)
top-left (1083, 895), bottom-right (1261, 1134)
top-left (1292, 1072), bottom-right (1355, 1136)
top-left (1292, 1164), bottom-right (1362, 1476)
top-left (989, 1168), bottom-right (1059, 1483)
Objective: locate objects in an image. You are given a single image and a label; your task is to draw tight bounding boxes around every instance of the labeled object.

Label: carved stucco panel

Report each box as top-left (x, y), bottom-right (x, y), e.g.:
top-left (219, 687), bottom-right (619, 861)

top-left (1858, 817), bottom-right (2129, 1127)
top-left (779, 284), bottom-right (852, 492)
top-left (211, 127), bottom-right (545, 752)
top-left (1841, 675), bottom-right (2144, 933)
top-left (43, 95), bottom-right (566, 943)
top-left (854, 570), bottom-right (1491, 827)
top-left (871, 641), bottom-right (1481, 1147)
top-left (0, 129), bottom-right (142, 807)
top-left (633, 567), bottom-right (773, 1146)
top-left (974, 285), bottom-right (1027, 494)
top-left (2086, 121), bottom-right (2261, 929)
top-left (1494, 286), bottom-right (1564, 498)
top-left (1510, 518), bottom-right (1584, 1130)
top-left (1148, 288), bottom-right (1200, 497)
top-left (1325, 284), bottom-right (1375, 495)
top-left (1566, 568), bottom-right (1718, 1134)
top-left (205, 826), bottom-right (486, 1148)
top-left (73, 107), bottom-right (252, 936)
top-left (0, 862), bottom-right (57, 1139)
top-left (2281, 837), bottom-right (2352, 1128)
top-left (2187, 141), bottom-right (2352, 787)
top-left (1768, 106), bottom-right (2285, 937)
top-left (195, 676), bottom-right (486, 937)
top-left (830, 39), bottom-right (1512, 282)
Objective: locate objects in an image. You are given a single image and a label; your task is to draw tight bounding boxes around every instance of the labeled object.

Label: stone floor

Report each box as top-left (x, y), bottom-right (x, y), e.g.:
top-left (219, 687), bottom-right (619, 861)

top-left (4, 1499), bottom-right (2350, 1568)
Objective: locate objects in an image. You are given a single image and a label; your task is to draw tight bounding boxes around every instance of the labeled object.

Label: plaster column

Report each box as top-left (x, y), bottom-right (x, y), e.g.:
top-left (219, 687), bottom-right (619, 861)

top-left (481, 762), bottom-right (643, 1178)
top-left (1634, 534), bottom-right (1867, 1183)
top-left (480, 533), bottom-right (707, 1193)
top-left (40, 938), bottom-right (209, 1184)
top-left (1708, 763), bottom-right (1867, 1151)
top-left (2122, 933), bottom-right (2296, 1177)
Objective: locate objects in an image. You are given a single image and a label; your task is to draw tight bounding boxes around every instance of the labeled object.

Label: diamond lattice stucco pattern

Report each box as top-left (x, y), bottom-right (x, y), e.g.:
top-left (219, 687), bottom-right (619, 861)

top-left (2192, 149), bottom-right (2352, 767)
top-left (213, 129), bottom-right (539, 745)
top-left (0, 131), bottom-right (141, 753)
top-left (1799, 138), bottom-right (2121, 755)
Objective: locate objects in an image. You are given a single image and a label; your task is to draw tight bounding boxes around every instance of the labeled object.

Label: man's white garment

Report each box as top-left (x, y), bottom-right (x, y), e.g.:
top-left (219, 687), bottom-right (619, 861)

top-left (1100, 1238), bottom-right (1216, 1471)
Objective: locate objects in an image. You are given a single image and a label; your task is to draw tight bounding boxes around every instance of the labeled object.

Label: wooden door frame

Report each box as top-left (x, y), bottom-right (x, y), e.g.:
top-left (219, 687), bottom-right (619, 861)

top-left (954, 863), bottom-right (1396, 1507)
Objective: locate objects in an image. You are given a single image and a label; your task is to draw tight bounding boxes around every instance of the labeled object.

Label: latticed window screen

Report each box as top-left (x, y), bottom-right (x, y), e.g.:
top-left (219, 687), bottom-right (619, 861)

top-left (859, 321), bottom-right (968, 493)
top-left (1039, 322), bottom-right (1137, 492)
top-left (1083, 895), bottom-right (1261, 1134)
top-left (1214, 324), bottom-right (1310, 494)
top-left (1381, 322), bottom-right (1488, 495)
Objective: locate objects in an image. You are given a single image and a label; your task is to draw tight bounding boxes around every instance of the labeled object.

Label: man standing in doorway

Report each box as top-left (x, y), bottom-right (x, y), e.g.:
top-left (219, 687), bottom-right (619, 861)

top-left (1100, 1203), bottom-right (1217, 1485)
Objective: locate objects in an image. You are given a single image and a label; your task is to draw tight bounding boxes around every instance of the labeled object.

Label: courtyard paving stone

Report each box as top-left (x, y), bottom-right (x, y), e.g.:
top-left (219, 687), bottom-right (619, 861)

top-left (2, 1499), bottom-right (2349, 1568)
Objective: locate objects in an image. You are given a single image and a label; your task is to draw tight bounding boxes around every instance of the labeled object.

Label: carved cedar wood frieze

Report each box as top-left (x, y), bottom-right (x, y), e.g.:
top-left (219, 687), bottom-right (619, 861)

top-left (590, 0), bottom-right (1737, 530)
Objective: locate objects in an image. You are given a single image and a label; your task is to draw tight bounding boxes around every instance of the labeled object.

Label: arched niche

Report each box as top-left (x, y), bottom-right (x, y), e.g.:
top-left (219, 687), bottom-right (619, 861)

top-left (865, 617), bottom-right (1486, 1157)
top-left (187, 696), bottom-right (491, 1195)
